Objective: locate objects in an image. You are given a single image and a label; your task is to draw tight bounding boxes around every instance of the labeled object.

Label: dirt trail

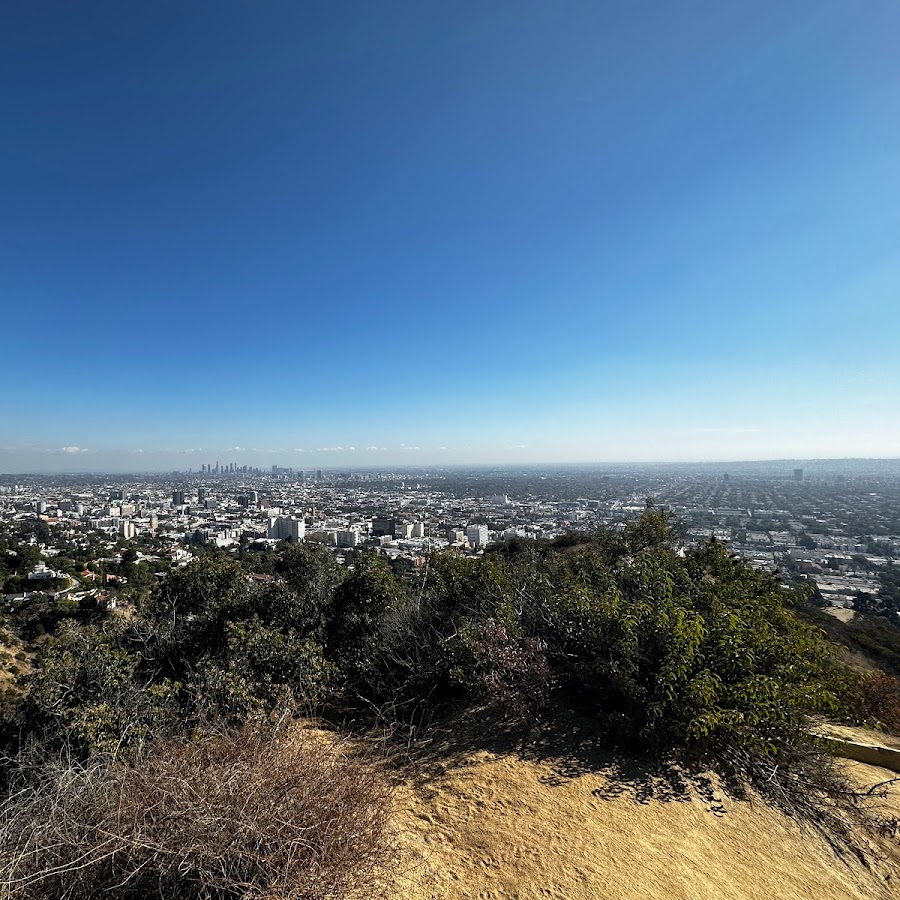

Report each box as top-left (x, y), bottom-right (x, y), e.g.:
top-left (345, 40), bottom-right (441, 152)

top-left (389, 747), bottom-right (900, 900)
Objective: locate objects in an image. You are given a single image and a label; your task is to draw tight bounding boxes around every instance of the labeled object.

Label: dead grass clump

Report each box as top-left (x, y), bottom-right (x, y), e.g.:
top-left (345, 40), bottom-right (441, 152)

top-left (848, 670), bottom-right (900, 735)
top-left (0, 725), bottom-right (397, 900)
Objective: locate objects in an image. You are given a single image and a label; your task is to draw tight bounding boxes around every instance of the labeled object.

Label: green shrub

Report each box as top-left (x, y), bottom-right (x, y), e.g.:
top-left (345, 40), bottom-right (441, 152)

top-left (17, 620), bottom-right (180, 758)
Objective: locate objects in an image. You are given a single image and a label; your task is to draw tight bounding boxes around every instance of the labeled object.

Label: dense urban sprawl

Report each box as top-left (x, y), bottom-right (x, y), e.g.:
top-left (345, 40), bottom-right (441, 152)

top-left (3, 459), bottom-right (900, 617)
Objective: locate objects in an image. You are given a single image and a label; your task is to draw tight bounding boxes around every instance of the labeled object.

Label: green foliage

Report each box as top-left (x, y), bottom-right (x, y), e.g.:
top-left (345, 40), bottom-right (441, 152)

top-left (366, 511), bottom-right (841, 760)
top-left (18, 620), bottom-right (179, 757)
top-left (149, 557), bottom-right (336, 722)
top-left (327, 552), bottom-right (400, 682)
top-left (274, 542), bottom-right (344, 616)
top-left (4, 510), bottom-right (846, 780)
top-left (537, 534), bottom-right (840, 754)
top-left (196, 620), bottom-right (335, 721)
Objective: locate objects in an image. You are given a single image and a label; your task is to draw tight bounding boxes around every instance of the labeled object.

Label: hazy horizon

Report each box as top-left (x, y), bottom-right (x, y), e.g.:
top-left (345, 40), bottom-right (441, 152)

top-left (3, 453), bottom-right (900, 477)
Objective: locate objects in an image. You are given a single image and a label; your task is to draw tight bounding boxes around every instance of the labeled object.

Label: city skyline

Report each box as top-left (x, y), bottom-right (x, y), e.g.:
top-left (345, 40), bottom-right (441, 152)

top-left (2, 446), bottom-right (900, 475)
top-left (2, 2), bottom-right (899, 466)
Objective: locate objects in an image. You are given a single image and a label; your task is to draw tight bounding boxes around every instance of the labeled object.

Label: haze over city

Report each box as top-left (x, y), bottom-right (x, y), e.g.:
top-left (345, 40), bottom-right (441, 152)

top-left (2, 1), bottom-right (899, 471)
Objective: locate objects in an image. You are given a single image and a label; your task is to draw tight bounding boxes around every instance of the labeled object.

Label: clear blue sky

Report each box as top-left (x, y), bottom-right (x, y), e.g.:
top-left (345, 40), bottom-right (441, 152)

top-left (2, 0), bottom-right (898, 472)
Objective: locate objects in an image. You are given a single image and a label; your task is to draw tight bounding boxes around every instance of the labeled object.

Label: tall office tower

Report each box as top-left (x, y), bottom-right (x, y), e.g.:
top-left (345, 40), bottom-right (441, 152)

top-left (793, 468), bottom-right (804, 482)
top-left (172, 490), bottom-right (186, 506)
top-left (316, 469), bottom-right (324, 480)
top-left (198, 488), bottom-right (207, 502)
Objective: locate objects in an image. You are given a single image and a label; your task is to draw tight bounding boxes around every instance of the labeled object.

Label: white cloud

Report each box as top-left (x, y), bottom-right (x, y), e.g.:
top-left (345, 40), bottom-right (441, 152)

top-left (690, 427), bottom-right (761, 434)
top-left (58, 446), bottom-right (89, 454)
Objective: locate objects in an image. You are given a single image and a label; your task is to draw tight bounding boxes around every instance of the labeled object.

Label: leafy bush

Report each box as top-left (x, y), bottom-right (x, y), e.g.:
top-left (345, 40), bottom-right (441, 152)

top-left (15, 620), bottom-right (180, 758)
top-left (539, 535), bottom-right (841, 756)
top-left (4, 510), bottom-right (847, 787)
top-left (195, 618), bottom-right (336, 721)
top-left (360, 509), bottom-right (841, 767)
top-left (0, 726), bottom-right (397, 900)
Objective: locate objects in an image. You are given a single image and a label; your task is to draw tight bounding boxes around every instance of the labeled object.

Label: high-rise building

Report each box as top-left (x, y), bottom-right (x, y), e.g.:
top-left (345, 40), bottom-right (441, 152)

top-left (793, 468), bottom-right (804, 482)
top-left (172, 490), bottom-right (186, 506)
top-left (372, 516), bottom-right (396, 538)
top-left (466, 524), bottom-right (489, 548)
top-left (198, 488), bottom-right (207, 502)
top-left (267, 516), bottom-right (306, 542)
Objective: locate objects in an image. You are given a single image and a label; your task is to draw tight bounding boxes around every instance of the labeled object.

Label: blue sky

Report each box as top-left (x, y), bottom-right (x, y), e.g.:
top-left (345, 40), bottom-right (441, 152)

top-left (1, 0), bottom-right (898, 472)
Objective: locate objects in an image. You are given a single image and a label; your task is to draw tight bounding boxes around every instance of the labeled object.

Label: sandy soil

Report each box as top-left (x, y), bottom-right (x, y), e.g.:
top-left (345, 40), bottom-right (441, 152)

top-left (388, 743), bottom-right (900, 900)
top-left (825, 608), bottom-right (858, 624)
top-left (0, 626), bottom-right (30, 696)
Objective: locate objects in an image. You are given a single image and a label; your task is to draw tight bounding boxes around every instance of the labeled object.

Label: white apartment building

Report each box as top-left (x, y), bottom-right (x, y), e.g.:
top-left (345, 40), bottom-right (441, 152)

top-left (466, 524), bottom-right (489, 548)
top-left (268, 515), bottom-right (306, 541)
